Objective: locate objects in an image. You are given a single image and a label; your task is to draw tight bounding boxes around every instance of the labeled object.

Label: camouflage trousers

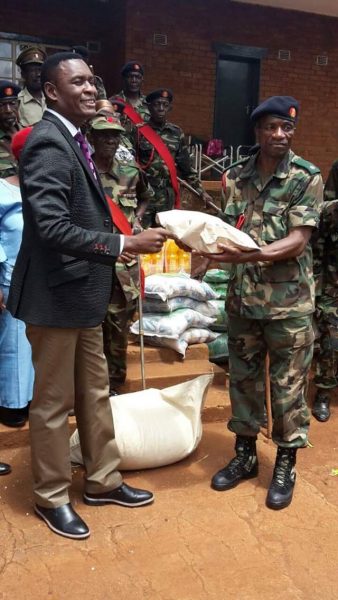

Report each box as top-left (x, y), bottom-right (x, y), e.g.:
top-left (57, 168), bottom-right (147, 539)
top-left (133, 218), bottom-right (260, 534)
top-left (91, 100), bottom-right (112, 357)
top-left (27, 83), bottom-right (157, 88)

top-left (141, 192), bottom-right (175, 228)
top-left (313, 317), bottom-right (338, 389)
top-left (102, 282), bottom-right (137, 390)
top-left (227, 315), bottom-right (314, 448)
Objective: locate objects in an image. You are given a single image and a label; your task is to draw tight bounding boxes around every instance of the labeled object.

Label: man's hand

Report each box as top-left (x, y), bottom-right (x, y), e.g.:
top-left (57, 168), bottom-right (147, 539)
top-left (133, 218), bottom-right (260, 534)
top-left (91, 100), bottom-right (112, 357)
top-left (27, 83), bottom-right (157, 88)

top-left (195, 243), bottom-right (257, 264)
top-left (123, 227), bottom-right (169, 254)
top-left (117, 251), bottom-right (137, 264)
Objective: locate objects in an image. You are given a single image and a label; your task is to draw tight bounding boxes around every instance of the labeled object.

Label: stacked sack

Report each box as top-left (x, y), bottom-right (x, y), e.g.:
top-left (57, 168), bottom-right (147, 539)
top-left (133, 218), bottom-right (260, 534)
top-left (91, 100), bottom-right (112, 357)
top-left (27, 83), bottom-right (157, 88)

top-left (203, 268), bottom-right (230, 363)
top-left (130, 273), bottom-right (222, 358)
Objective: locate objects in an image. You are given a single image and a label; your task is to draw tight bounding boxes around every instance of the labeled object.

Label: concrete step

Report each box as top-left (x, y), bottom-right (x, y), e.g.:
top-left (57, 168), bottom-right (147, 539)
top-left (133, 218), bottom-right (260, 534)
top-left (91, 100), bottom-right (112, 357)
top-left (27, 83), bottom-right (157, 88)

top-left (120, 359), bottom-right (226, 393)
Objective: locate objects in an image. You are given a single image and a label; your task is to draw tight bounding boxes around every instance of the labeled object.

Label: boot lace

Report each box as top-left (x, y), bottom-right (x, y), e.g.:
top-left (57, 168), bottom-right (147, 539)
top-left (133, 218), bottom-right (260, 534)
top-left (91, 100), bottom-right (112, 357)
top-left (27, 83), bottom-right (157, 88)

top-left (272, 448), bottom-right (296, 490)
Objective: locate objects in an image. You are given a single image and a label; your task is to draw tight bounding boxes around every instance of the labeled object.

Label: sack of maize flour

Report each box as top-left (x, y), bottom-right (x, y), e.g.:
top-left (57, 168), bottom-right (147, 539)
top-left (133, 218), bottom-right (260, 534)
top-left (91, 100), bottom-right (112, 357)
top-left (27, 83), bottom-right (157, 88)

top-left (144, 327), bottom-right (221, 357)
top-left (145, 273), bottom-right (217, 302)
top-left (156, 210), bottom-right (260, 253)
top-left (70, 374), bottom-right (213, 469)
top-left (130, 308), bottom-right (215, 339)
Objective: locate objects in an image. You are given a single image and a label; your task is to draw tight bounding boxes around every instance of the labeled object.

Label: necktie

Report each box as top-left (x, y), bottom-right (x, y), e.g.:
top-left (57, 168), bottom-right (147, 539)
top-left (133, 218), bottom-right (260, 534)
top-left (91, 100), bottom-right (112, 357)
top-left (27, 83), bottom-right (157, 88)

top-left (74, 131), bottom-right (97, 180)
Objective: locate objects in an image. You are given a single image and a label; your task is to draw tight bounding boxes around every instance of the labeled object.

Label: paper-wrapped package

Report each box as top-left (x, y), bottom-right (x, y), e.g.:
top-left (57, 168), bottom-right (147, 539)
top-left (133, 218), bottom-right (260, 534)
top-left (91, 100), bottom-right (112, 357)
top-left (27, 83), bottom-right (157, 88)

top-left (156, 209), bottom-right (260, 253)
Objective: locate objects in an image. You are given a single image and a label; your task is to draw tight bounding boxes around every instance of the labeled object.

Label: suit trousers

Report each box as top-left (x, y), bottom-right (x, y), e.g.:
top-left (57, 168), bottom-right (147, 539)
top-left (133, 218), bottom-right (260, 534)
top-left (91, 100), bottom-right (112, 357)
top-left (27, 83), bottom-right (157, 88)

top-left (26, 324), bottom-right (122, 508)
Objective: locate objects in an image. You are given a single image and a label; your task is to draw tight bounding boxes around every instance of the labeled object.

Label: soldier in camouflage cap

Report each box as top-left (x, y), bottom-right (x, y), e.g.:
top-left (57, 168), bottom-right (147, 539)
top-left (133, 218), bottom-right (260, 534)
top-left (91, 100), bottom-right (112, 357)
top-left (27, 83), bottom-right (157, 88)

top-left (89, 113), bottom-right (154, 392)
top-left (311, 200), bottom-right (338, 421)
top-left (203, 96), bottom-right (323, 510)
top-left (0, 80), bottom-right (21, 179)
top-left (109, 60), bottom-right (150, 140)
top-left (133, 88), bottom-right (212, 227)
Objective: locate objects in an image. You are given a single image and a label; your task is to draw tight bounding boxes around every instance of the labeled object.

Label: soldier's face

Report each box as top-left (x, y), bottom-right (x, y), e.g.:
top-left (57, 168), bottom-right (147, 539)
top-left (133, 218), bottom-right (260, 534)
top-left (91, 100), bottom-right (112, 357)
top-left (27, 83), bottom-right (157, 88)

top-left (255, 116), bottom-right (295, 159)
top-left (149, 99), bottom-right (171, 124)
top-left (22, 63), bottom-right (42, 92)
top-left (0, 99), bottom-right (19, 132)
top-left (124, 71), bottom-right (143, 94)
top-left (91, 130), bottom-right (121, 159)
top-left (44, 59), bottom-right (97, 127)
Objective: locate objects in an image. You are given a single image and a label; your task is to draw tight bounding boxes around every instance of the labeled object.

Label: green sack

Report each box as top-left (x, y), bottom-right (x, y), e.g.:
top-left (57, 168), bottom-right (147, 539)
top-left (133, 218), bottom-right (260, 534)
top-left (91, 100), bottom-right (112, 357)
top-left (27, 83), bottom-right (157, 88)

top-left (208, 333), bottom-right (229, 362)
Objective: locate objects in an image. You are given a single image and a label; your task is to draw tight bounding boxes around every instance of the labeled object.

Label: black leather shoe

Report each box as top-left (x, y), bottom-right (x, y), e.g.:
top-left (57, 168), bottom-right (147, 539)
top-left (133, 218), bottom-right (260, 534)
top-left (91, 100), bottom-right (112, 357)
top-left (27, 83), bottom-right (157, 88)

top-left (211, 435), bottom-right (258, 491)
top-left (0, 462), bottom-right (11, 475)
top-left (34, 503), bottom-right (90, 539)
top-left (266, 447), bottom-right (297, 510)
top-left (0, 406), bottom-right (27, 428)
top-left (312, 392), bottom-right (330, 422)
top-left (84, 482), bottom-right (154, 507)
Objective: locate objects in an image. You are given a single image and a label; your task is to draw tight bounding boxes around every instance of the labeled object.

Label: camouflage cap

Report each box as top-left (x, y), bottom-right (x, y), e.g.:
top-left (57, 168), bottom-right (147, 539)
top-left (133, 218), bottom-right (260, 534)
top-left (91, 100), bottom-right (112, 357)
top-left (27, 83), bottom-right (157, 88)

top-left (90, 114), bottom-right (125, 132)
top-left (146, 88), bottom-right (173, 103)
top-left (16, 46), bottom-right (46, 67)
top-left (0, 80), bottom-right (21, 102)
top-left (251, 96), bottom-right (299, 123)
top-left (121, 61), bottom-right (144, 77)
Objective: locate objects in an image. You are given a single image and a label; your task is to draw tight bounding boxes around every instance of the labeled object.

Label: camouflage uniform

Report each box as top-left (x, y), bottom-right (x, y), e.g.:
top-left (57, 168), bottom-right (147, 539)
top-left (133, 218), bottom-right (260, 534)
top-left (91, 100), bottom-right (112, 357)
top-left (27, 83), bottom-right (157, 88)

top-left (99, 153), bottom-right (153, 390)
top-left (94, 75), bottom-right (107, 101)
top-left (134, 121), bottom-right (204, 227)
top-left (220, 149), bottom-right (323, 448)
top-left (110, 90), bottom-right (150, 141)
top-left (0, 129), bottom-right (18, 178)
top-left (324, 160), bottom-right (338, 201)
top-left (312, 200), bottom-right (338, 389)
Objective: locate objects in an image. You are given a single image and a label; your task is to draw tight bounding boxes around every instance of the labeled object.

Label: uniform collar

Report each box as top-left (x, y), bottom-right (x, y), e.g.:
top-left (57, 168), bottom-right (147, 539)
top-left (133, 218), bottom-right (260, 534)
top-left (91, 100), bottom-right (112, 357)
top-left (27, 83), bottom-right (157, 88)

top-left (239, 149), bottom-right (294, 181)
top-left (18, 87), bottom-right (44, 105)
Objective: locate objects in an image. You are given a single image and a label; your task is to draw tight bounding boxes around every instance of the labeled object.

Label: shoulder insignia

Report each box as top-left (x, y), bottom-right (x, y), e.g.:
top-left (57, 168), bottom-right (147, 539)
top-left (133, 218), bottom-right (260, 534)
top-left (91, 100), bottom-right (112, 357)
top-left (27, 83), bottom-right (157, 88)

top-left (292, 156), bottom-right (321, 175)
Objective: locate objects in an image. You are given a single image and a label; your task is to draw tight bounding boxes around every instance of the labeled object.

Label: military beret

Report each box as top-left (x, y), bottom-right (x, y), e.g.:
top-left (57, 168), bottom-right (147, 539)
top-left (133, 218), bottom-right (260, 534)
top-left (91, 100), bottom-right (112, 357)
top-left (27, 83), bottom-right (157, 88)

top-left (251, 96), bottom-right (299, 123)
top-left (121, 61), bottom-right (144, 77)
top-left (90, 114), bottom-right (125, 133)
top-left (146, 88), bottom-right (173, 103)
top-left (16, 46), bottom-right (46, 68)
top-left (0, 80), bottom-right (21, 102)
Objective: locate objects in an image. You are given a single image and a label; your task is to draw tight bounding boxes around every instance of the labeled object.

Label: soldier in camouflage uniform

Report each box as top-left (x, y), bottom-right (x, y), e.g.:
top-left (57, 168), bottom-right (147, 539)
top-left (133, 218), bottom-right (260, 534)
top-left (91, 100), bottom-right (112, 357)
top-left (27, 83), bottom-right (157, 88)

top-left (133, 88), bottom-right (212, 228)
top-left (203, 96), bottom-right (323, 510)
top-left (110, 61), bottom-right (150, 141)
top-left (89, 113), bottom-right (153, 392)
top-left (0, 81), bottom-right (21, 179)
top-left (324, 160), bottom-right (338, 201)
top-left (311, 200), bottom-right (338, 421)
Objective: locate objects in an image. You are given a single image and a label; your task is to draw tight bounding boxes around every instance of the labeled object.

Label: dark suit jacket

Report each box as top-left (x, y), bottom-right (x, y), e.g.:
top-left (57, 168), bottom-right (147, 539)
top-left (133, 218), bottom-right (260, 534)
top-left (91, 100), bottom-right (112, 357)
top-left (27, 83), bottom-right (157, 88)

top-left (8, 111), bottom-right (122, 328)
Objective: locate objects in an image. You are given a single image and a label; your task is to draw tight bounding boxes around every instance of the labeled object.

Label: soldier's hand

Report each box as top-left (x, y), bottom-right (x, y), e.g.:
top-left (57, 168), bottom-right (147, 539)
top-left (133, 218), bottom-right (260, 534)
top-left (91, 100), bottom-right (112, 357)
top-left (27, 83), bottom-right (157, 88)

top-left (195, 243), bottom-right (256, 264)
top-left (118, 251), bottom-right (136, 263)
top-left (123, 227), bottom-right (169, 254)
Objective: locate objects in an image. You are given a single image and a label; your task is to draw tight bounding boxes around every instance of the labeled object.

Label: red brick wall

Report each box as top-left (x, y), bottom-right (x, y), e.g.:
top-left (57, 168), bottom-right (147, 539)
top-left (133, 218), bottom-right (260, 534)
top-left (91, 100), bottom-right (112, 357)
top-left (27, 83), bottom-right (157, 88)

top-left (124, 0), bottom-right (338, 178)
top-left (0, 0), bottom-right (125, 98)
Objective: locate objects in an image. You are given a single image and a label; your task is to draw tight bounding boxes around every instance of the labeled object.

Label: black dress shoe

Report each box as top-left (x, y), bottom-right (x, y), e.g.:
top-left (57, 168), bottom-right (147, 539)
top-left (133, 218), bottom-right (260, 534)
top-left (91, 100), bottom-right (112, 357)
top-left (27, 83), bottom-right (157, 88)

top-left (312, 392), bottom-right (330, 422)
top-left (0, 462), bottom-right (11, 476)
top-left (34, 503), bottom-right (90, 540)
top-left (84, 482), bottom-right (154, 507)
top-left (0, 406), bottom-right (27, 428)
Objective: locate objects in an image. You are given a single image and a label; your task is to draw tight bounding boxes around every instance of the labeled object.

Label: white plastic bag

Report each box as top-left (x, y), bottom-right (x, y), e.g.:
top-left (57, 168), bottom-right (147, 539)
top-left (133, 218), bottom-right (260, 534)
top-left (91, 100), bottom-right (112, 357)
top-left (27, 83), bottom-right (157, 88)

top-left (156, 209), bottom-right (260, 252)
top-left (130, 308), bottom-right (215, 339)
top-left (69, 374), bottom-right (213, 470)
top-left (145, 273), bottom-right (217, 302)
top-left (144, 327), bottom-right (221, 357)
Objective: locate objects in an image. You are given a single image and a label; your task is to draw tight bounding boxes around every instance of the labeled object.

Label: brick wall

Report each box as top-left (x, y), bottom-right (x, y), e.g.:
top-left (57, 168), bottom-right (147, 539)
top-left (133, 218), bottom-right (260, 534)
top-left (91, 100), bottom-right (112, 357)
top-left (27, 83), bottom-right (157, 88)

top-left (124, 0), bottom-right (338, 178)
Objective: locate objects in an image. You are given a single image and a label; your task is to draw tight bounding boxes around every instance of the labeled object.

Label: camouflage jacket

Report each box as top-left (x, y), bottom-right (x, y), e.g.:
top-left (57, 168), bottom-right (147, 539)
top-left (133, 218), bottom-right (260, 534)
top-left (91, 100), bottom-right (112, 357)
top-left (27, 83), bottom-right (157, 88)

top-left (312, 199), bottom-right (338, 323)
top-left (0, 129), bottom-right (18, 179)
top-left (133, 120), bottom-right (203, 211)
top-left (110, 90), bottom-right (150, 140)
top-left (98, 153), bottom-right (154, 302)
top-left (220, 150), bottom-right (323, 319)
top-left (94, 75), bottom-right (107, 100)
top-left (324, 159), bottom-right (338, 201)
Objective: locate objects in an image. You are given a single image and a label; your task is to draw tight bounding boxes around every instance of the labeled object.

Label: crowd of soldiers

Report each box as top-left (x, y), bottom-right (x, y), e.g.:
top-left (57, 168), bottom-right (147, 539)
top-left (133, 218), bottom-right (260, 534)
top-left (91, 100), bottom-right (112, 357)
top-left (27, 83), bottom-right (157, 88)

top-left (0, 45), bottom-right (337, 516)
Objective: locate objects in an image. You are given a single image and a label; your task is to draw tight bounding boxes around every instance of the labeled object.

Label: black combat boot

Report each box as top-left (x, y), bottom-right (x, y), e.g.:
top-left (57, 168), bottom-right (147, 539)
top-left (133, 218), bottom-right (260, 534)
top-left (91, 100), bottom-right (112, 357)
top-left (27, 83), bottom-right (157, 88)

top-left (211, 435), bottom-right (258, 491)
top-left (312, 390), bottom-right (330, 422)
top-left (266, 446), bottom-right (297, 510)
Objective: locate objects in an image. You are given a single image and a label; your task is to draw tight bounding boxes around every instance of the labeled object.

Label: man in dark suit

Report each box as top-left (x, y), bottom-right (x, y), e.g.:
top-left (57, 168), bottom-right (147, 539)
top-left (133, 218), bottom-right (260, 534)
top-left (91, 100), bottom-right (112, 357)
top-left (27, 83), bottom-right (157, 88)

top-left (8, 52), bottom-right (169, 540)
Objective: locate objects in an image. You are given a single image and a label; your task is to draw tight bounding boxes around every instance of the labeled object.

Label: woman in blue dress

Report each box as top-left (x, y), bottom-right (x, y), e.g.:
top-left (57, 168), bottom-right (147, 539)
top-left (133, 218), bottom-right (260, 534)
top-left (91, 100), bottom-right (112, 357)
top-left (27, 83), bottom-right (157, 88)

top-left (0, 127), bottom-right (34, 429)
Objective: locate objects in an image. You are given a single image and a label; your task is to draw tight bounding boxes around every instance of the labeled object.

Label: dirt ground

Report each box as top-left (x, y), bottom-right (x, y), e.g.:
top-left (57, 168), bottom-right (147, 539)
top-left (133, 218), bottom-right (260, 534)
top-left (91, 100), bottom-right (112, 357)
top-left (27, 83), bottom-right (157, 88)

top-left (1, 391), bottom-right (338, 600)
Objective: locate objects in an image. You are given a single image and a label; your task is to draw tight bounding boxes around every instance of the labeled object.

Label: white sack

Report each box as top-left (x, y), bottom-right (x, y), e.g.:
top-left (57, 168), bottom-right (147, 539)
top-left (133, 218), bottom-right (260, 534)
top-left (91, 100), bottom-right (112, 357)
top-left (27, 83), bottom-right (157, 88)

top-left (130, 308), bottom-right (215, 339)
top-left (145, 273), bottom-right (217, 302)
top-left (156, 209), bottom-right (260, 253)
top-left (144, 327), bottom-right (221, 357)
top-left (70, 374), bottom-right (213, 470)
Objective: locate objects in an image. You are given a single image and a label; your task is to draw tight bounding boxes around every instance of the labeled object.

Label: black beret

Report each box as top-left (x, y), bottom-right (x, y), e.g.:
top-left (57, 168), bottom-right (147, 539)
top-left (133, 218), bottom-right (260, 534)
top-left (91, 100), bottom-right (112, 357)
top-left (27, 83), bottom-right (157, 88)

top-left (0, 80), bottom-right (21, 102)
top-left (121, 61), bottom-right (144, 77)
top-left (146, 88), bottom-right (173, 103)
top-left (251, 96), bottom-right (299, 123)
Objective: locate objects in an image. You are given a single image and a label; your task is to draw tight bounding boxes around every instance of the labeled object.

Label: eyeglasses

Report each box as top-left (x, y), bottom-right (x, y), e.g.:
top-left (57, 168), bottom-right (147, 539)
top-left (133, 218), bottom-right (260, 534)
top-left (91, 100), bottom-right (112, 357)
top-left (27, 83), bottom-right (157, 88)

top-left (260, 122), bottom-right (296, 134)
